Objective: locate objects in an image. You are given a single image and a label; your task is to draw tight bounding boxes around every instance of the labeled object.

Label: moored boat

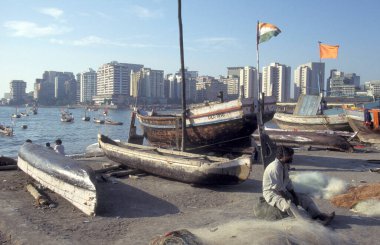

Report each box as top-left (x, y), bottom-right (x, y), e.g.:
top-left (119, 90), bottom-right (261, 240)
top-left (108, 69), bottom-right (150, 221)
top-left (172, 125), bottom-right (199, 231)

top-left (61, 109), bottom-right (74, 122)
top-left (105, 119), bottom-right (123, 125)
top-left (343, 104), bottom-right (380, 144)
top-left (0, 125), bottom-right (13, 136)
top-left (136, 96), bottom-right (276, 148)
top-left (273, 95), bottom-right (351, 131)
top-left (98, 134), bottom-right (252, 185)
top-left (93, 118), bottom-right (105, 124)
top-left (17, 142), bottom-right (97, 215)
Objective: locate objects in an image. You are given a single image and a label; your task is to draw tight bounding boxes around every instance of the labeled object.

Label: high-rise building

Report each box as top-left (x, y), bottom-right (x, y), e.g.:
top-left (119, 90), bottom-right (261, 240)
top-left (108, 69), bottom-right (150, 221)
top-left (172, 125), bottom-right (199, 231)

top-left (64, 79), bottom-right (77, 104)
top-left (78, 68), bottom-right (97, 103)
top-left (130, 68), bottom-right (165, 103)
top-left (220, 76), bottom-right (240, 100)
top-left (227, 67), bottom-right (244, 78)
top-left (262, 62), bottom-right (291, 102)
top-left (10, 80), bottom-right (26, 104)
top-left (239, 66), bottom-right (258, 99)
top-left (327, 70), bottom-right (360, 97)
top-left (166, 68), bottom-right (198, 103)
top-left (94, 61), bottom-right (143, 105)
top-left (294, 62), bottom-right (325, 100)
top-left (55, 72), bottom-right (75, 100)
top-left (364, 80), bottom-right (380, 98)
top-left (195, 76), bottom-right (225, 102)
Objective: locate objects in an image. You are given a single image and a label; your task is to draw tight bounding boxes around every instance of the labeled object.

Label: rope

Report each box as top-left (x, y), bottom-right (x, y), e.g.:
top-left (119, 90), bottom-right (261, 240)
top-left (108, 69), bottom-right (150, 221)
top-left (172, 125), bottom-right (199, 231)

top-left (186, 135), bottom-right (251, 151)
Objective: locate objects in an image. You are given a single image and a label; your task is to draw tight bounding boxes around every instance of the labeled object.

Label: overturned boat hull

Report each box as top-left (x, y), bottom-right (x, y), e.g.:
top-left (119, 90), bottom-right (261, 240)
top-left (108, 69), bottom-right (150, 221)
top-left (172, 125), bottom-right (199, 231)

top-left (98, 134), bottom-right (252, 185)
top-left (346, 115), bottom-right (380, 144)
top-left (18, 143), bottom-right (97, 215)
top-left (252, 128), bottom-right (353, 152)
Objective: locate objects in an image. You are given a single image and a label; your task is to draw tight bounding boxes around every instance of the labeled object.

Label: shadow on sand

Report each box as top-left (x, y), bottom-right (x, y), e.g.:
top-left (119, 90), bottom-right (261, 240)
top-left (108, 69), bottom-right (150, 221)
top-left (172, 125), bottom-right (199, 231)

top-left (331, 214), bottom-right (380, 230)
top-left (95, 180), bottom-right (179, 218)
top-left (202, 178), bottom-right (262, 194)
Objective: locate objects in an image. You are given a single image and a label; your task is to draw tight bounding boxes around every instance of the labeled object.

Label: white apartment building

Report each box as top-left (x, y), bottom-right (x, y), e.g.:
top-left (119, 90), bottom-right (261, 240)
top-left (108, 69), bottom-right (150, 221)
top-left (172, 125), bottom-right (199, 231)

top-left (96, 61), bottom-right (143, 96)
top-left (220, 77), bottom-right (239, 100)
top-left (78, 68), bottom-right (97, 103)
top-left (365, 80), bottom-right (380, 98)
top-left (130, 68), bottom-right (164, 99)
top-left (262, 63), bottom-right (291, 102)
top-left (239, 66), bottom-right (258, 99)
top-left (294, 62), bottom-right (325, 100)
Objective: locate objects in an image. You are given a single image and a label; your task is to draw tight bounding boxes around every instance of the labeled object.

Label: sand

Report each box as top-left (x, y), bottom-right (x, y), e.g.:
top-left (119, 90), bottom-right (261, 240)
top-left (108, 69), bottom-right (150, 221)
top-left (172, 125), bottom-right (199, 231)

top-left (0, 150), bottom-right (379, 244)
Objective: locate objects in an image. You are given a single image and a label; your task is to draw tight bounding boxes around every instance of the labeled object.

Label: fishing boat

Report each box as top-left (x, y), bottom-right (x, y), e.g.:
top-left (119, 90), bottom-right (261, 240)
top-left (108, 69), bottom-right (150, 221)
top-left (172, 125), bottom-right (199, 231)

top-left (11, 107), bottom-right (21, 118)
top-left (61, 110), bottom-right (74, 122)
top-left (105, 119), bottom-right (123, 125)
top-left (93, 118), bottom-right (105, 124)
top-left (136, 96), bottom-right (276, 149)
top-left (98, 134), bottom-right (252, 185)
top-left (31, 106), bottom-right (38, 115)
top-left (82, 110), bottom-right (90, 121)
top-left (17, 142), bottom-right (97, 215)
top-left (343, 103), bottom-right (380, 144)
top-left (0, 125), bottom-right (13, 136)
top-left (273, 95), bottom-right (351, 131)
top-left (252, 128), bottom-right (353, 152)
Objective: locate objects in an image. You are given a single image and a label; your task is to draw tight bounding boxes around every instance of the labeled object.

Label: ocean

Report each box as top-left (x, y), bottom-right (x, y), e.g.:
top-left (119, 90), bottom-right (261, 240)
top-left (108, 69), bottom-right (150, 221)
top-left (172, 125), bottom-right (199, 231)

top-left (0, 106), bottom-right (139, 158)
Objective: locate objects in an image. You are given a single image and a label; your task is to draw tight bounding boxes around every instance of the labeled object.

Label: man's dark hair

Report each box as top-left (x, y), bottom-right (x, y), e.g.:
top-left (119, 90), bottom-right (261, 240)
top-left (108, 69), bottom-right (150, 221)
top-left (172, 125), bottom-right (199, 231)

top-left (55, 139), bottom-right (62, 145)
top-left (25, 139), bottom-right (32, 143)
top-left (276, 146), bottom-right (294, 159)
top-left (46, 142), bottom-right (51, 147)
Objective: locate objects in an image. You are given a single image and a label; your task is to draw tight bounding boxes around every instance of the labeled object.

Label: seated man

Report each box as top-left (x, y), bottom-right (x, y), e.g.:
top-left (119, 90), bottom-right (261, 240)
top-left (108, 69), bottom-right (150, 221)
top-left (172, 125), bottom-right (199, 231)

top-left (262, 146), bottom-right (335, 225)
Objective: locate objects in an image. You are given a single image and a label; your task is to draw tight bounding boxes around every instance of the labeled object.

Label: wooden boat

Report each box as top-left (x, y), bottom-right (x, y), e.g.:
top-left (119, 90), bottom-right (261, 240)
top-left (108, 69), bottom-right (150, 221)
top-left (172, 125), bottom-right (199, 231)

top-left (82, 110), bottom-right (90, 121)
top-left (20, 112), bottom-right (29, 117)
top-left (93, 118), bottom-right (105, 124)
top-left (136, 96), bottom-right (276, 148)
top-left (343, 104), bottom-right (380, 144)
top-left (105, 119), bottom-right (123, 125)
top-left (61, 111), bottom-right (74, 122)
top-left (98, 134), bottom-right (252, 185)
top-left (0, 125), bottom-right (13, 136)
top-left (17, 142), bottom-right (97, 215)
top-left (11, 107), bottom-right (21, 118)
top-left (273, 110), bottom-right (350, 131)
top-left (252, 128), bottom-right (353, 152)
top-left (273, 95), bottom-right (351, 131)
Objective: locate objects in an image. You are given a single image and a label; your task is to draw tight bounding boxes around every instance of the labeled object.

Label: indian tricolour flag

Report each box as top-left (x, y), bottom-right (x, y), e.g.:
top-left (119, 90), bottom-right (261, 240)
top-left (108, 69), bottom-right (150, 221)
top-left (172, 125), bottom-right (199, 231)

top-left (257, 22), bottom-right (281, 44)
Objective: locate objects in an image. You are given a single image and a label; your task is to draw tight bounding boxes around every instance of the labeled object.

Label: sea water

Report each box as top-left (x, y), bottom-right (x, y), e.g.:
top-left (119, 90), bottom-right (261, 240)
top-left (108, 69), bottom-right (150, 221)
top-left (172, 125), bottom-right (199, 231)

top-left (0, 106), bottom-right (140, 158)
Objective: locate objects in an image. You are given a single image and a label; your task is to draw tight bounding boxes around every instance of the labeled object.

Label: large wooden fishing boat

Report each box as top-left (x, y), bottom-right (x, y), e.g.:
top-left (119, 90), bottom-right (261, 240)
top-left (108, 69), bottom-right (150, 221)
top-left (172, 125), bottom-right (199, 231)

top-left (136, 96), bottom-right (276, 148)
top-left (98, 134), bottom-right (252, 185)
top-left (343, 104), bottom-right (380, 144)
top-left (17, 142), bottom-right (97, 215)
top-left (61, 110), bottom-right (74, 122)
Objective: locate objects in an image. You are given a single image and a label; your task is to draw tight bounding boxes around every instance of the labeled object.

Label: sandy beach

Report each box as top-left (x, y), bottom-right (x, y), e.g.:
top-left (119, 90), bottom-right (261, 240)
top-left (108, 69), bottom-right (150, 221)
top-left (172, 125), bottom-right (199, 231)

top-left (0, 149), bottom-right (379, 244)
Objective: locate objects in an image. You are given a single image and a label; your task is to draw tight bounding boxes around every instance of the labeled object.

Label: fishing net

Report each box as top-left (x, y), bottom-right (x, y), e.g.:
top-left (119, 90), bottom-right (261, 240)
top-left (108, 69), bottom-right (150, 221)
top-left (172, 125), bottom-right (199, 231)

top-left (331, 183), bottom-right (380, 217)
top-left (150, 229), bottom-right (202, 245)
top-left (252, 197), bottom-right (289, 221)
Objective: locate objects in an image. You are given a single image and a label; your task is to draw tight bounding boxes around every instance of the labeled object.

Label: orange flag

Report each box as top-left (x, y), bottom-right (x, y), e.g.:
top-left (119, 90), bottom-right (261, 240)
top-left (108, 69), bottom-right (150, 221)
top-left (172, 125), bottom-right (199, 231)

top-left (319, 43), bottom-right (339, 59)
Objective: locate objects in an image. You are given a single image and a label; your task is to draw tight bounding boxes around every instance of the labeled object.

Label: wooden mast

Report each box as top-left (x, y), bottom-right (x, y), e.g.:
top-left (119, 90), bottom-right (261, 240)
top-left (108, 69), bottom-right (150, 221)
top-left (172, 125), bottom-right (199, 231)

top-left (178, 0), bottom-right (187, 151)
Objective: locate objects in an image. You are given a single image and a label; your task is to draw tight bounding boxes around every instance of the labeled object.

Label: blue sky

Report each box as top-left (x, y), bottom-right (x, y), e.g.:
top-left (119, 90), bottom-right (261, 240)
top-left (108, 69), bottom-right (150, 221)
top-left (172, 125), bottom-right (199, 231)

top-left (1, 0), bottom-right (379, 96)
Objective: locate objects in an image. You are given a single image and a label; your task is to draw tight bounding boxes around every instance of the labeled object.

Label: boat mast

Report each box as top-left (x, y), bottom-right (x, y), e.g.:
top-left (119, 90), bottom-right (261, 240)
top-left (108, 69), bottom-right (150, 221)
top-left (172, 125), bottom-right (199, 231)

top-left (178, 0), bottom-right (187, 151)
top-left (318, 41), bottom-right (324, 115)
top-left (256, 21), bottom-right (266, 167)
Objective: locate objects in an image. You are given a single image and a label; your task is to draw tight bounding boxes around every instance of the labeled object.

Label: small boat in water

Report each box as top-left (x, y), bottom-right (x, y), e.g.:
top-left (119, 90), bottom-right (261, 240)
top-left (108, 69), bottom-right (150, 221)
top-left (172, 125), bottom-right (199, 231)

top-left (82, 110), bottom-right (90, 121)
top-left (17, 142), bottom-right (97, 215)
top-left (61, 110), bottom-right (74, 122)
top-left (0, 125), bottom-right (13, 136)
top-left (20, 112), bottom-right (29, 117)
top-left (105, 119), bottom-right (123, 125)
top-left (98, 134), bottom-right (252, 185)
top-left (93, 118), bottom-right (105, 124)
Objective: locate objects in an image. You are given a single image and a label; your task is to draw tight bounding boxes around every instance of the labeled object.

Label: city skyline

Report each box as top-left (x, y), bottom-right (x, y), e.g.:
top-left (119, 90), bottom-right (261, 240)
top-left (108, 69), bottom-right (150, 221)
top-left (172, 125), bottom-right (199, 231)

top-left (1, 0), bottom-right (380, 96)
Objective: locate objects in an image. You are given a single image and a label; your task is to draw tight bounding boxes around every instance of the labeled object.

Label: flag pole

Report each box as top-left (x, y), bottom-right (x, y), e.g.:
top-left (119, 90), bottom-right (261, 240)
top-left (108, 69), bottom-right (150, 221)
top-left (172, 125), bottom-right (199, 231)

top-left (318, 41), bottom-right (324, 114)
top-left (256, 21), bottom-right (266, 167)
